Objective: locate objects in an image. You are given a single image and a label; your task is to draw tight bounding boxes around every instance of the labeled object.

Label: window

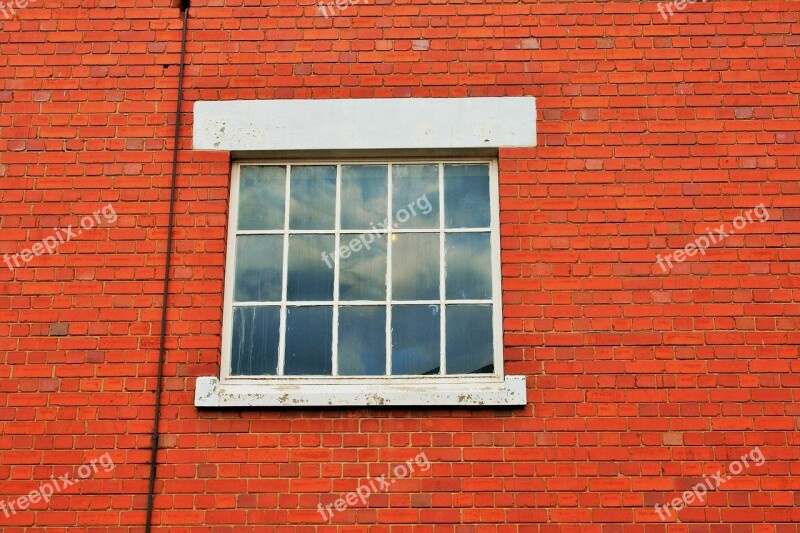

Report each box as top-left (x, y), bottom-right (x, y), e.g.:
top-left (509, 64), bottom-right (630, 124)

top-left (194, 158), bottom-right (525, 406)
top-left (226, 160), bottom-right (499, 379)
top-left (193, 97), bottom-right (534, 407)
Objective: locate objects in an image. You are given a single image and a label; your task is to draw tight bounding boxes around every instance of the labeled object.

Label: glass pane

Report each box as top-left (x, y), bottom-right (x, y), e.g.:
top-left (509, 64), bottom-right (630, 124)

top-left (233, 235), bottom-right (283, 302)
top-left (339, 233), bottom-right (387, 301)
top-left (341, 165), bottom-right (388, 230)
top-left (338, 306), bottom-right (386, 376)
top-left (446, 305), bottom-right (494, 374)
top-left (392, 164), bottom-right (439, 229)
top-left (238, 165), bottom-right (286, 230)
top-left (289, 165), bottom-right (336, 230)
top-left (230, 306), bottom-right (280, 376)
top-left (445, 233), bottom-right (492, 300)
top-left (392, 233), bottom-right (439, 300)
top-left (284, 306), bottom-right (333, 375)
top-left (444, 164), bottom-right (491, 228)
top-left (391, 305), bottom-right (440, 375)
top-left (287, 234), bottom-right (335, 301)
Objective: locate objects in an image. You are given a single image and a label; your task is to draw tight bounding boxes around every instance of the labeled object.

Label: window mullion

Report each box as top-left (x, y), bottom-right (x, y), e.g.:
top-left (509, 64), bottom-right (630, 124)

top-left (385, 164), bottom-right (393, 376)
top-left (332, 164), bottom-right (341, 376)
top-left (438, 162), bottom-right (446, 376)
top-left (277, 164), bottom-right (291, 376)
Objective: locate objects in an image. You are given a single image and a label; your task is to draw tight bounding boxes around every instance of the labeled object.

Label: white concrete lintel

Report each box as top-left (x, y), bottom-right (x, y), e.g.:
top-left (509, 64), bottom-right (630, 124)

top-left (194, 375), bottom-right (527, 408)
top-left (193, 97), bottom-right (536, 152)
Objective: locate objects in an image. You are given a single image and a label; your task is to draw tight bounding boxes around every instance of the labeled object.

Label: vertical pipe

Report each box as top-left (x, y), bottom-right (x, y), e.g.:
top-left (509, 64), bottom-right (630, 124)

top-left (145, 3), bottom-right (189, 531)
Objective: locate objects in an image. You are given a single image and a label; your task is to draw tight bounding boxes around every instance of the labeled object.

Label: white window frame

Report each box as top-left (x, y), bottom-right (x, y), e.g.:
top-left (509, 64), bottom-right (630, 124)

top-left (195, 157), bottom-right (525, 407)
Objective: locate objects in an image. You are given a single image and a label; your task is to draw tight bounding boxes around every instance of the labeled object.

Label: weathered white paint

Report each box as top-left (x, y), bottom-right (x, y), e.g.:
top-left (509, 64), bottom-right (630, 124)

top-left (195, 375), bottom-right (527, 407)
top-left (193, 97), bottom-right (536, 152)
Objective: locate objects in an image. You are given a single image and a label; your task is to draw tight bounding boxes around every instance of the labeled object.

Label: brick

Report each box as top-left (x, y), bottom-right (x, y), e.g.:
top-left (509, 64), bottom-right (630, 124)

top-left (0, 2), bottom-right (797, 531)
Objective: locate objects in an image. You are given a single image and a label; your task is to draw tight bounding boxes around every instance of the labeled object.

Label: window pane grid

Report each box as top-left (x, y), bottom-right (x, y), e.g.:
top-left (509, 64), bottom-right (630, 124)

top-left (228, 161), bottom-right (497, 378)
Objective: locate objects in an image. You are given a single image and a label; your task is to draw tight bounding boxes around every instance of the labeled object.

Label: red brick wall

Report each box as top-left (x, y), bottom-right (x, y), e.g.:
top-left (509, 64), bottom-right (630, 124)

top-left (1, 0), bottom-right (798, 530)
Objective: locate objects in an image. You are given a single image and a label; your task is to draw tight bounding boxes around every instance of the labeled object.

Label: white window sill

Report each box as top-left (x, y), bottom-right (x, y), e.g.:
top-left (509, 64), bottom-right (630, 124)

top-left (194, 375), bottom-right (526, 407)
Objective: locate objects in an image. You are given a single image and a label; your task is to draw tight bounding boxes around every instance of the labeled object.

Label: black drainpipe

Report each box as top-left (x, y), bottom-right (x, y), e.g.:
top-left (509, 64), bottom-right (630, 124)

top-left (145, 0), bottom-right (190, 530)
